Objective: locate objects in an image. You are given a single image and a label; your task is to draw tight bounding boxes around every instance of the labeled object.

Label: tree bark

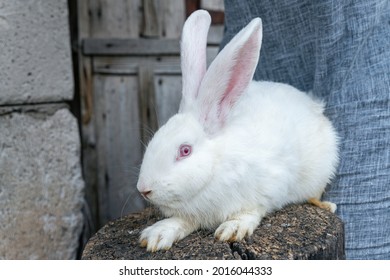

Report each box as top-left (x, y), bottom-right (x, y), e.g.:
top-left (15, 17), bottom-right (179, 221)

top-left (82, 203), bottom-right (345, 260)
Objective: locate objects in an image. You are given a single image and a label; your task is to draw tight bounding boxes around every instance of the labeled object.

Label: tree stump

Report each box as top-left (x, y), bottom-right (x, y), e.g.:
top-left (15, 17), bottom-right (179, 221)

top-left (81, 203), bottom-right (345, 260)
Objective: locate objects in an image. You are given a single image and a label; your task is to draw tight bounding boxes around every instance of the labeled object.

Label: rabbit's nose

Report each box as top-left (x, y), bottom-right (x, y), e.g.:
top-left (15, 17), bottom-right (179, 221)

top-left (137, 181), bottom-right (152, 198)
top-left (141, 190), bottom-right (152, 198)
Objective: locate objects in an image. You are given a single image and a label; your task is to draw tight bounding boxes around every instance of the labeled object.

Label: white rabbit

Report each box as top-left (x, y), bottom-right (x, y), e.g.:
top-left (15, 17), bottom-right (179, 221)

top-left (136, 10), bottom-right (338, 252)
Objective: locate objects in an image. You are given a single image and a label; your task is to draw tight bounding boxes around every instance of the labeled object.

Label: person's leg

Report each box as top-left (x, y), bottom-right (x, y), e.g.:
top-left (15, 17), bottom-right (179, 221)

top-left (222, 0), bottom-right (390, 259)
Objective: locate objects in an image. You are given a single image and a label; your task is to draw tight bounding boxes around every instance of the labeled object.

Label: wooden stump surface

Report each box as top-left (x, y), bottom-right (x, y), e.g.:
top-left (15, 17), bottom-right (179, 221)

top-left (82, 203), bottom-right (345, 260)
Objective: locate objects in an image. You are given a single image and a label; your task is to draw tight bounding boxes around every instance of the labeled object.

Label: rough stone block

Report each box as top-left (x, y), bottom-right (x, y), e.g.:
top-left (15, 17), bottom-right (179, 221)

top-left (0, 0), bottom-right (73, 105)
top-left (0, 108), bottom-right (84, 259)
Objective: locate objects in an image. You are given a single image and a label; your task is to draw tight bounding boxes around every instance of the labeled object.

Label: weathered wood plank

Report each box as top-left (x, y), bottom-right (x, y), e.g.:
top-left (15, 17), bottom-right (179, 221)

top-left (88, 36), bottom-right (221, 75)
top-left (142, 0), bottom-right (159, 37)
top-left (138, 63), bottom-right (158, 145)
top-left (83, 38), bottom-right (180, 56)
top-left (92, 56), bottom-right (180, 75)
top-left (208, 25), bottom-right (224, 45)
top-left (201, 0), bottom-right (224, 11)
top-left (89, 46), bottom-right (219, 75)
top-left (154, 75), bottom-right (182, 126)
top-left (83, 24), bottom-right (222, 56)
top-left (89, 0), bottom-right (142, 38)
top-left (94, 75), bottom-right (145, 225)
top-left (154, 0), bottom-right (185, 38)
top-left (94, 64), bottom-right (181, 75)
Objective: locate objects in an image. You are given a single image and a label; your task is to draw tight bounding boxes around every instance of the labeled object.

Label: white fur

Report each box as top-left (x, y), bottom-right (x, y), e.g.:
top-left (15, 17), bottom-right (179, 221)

top-left (137, 10), bottom-right (339, 251)
top-left (179, 10), bottom-right (211, 113)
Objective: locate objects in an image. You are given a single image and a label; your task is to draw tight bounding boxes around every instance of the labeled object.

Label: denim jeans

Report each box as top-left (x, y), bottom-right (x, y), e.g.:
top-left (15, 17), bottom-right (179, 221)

top-left (221, 0), bottom-right (390, 259)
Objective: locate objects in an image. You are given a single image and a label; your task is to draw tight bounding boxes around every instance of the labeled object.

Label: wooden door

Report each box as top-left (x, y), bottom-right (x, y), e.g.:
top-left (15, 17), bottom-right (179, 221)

top-left (76, 0), bottom-right (224, 229)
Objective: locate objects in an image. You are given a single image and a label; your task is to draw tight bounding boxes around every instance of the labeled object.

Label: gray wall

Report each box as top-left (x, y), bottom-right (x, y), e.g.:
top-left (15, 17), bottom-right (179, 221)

top-left (0, 0), bottom-right (84, 259)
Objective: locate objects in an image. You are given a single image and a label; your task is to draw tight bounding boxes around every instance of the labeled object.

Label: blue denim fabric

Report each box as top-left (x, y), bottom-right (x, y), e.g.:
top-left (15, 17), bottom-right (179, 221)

top-left (221, 0), bottom-right (390, 259)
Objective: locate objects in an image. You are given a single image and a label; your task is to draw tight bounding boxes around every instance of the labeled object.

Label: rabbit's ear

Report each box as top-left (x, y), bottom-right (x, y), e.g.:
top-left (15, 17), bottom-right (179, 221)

top-left (179, 10), bottom-right (211, 113)
top-left (197, 18), bottom-right (262, 135)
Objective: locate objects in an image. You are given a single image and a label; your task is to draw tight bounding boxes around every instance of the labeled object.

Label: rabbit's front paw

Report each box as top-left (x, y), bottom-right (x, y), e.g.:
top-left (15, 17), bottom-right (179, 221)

top-left (308, 198), bottom-right (337, 213)
top-left (214, 210), bottom-right (263, 242)
top-left (139, 218), bottom-right (194, 252)
top-left (214, 220), bottom-right (255, 242)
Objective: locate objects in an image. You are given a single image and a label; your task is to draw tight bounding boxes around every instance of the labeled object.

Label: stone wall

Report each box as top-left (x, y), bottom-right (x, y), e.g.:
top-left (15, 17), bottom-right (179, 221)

top-left (0, 0), bottom-right (84, 259)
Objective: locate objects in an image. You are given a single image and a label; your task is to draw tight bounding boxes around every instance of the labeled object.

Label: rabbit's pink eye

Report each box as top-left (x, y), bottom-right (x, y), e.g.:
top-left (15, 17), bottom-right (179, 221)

top-left (178, 144), bottom-right (192, 159)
